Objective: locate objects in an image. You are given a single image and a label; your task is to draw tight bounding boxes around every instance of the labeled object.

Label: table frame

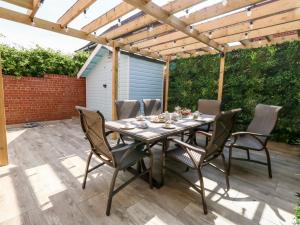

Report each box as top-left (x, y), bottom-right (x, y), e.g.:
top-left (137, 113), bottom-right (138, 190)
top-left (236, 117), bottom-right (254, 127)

top-left (106, 117), bottom-right (213, 188)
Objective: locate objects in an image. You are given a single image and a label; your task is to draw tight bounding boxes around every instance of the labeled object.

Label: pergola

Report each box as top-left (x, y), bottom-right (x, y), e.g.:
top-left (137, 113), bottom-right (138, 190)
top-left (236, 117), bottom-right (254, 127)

top-left (0, 0), bottom-right (299, 166)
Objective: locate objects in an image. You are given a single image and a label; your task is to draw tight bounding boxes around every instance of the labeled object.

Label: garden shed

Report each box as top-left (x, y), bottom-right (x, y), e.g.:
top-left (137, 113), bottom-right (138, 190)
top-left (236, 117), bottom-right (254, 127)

top-left (77, 44), bottom-right (164, 120)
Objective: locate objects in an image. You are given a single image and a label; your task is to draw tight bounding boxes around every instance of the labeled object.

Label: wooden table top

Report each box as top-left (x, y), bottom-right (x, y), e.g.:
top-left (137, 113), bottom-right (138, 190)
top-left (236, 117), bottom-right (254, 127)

top-left (105, 114), bottom-right (215, 143)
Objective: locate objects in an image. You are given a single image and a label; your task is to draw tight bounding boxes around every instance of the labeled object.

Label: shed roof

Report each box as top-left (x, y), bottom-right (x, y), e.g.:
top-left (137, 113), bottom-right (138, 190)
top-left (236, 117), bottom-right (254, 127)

top-left (77, 45), bottom-right (110, 78)
top-left (77, 44), bottom-right (164, 78)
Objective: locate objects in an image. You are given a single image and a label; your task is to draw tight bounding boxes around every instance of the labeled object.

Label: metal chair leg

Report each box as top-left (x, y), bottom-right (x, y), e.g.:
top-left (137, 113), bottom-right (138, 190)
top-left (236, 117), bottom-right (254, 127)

top-left (106, 169), bottom-right (119, 216)
top-left (228, 146), bottom-right (233, 176)
top-left (221, 153), bottom-right (230, 190)
top-left (184, 166), bottom-right (190, 172)
top-left (197, 169), bottom-right (208, 214)
top-left (149, 153), bottom-right (153, 189)
top-left (265, 147), bottom-right (272, 178)
top-left (82, 151), bottom-right (93, 189)
top-left (246, 149), bottom-right (250, 160)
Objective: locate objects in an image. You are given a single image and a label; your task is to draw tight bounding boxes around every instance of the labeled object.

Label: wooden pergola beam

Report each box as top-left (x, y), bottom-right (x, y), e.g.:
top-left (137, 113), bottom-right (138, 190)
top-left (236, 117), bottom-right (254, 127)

top-left (177, 34), bottom-right (300, 59)
top-left (57, 0), bottom-right (96, 28)
top-left (144, 7), bottom-right (300, 52)
top-left (265, 35), bottom-right (274, 42)
top-left (111, 42), bottom-right (119, 139)
top-left (0, 7), bottom-right (163, 61)
top-left (81, 2), bottom-right (135, 34)
top-left (0, 64), bottom-right (8, 166)
top-left (103, 0), bottom-right (204, 41)
top-left (163, 57), bottom-right (170, 112)
top-left (0, 7), bottom-right (107, 44)
top-left (240, 40), bottom-right (251, 46)
top-left (231, 34), bottom-right (300, 50)
top-left (1, 0), bottom-right (32, 9)
top-left (27, 0), bottom-right (40, 19)
top-left (160, 19), bottom-right (300, 55)
top-left (123, 0), bottom-right (223, 52)
top-left (217, 53), bottom-right (226, 102)
top-left (121, 0), bottom-right (266, 47)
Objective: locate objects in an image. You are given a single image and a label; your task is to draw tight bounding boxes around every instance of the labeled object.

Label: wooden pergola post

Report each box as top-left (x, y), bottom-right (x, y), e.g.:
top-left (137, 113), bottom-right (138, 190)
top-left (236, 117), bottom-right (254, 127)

top-left (112, 41), bottom-right (119, 139)
top-left (163, 57), bottom-right (170, 111)
top-left (0, 63), bottom-right (8, 166)
top-left (217, 52), bottom-right (226, 102)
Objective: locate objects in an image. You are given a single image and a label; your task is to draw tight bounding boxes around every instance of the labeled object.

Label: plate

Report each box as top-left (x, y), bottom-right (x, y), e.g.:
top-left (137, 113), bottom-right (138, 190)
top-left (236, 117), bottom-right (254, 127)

top-left (120, 125), bottom-right (136, 130)
top-left (162, 125), bottom-right (176, 129)
top-left (196, 118), bottom-right (213, 122)
top-left (138, 125), bottom-right (148, 129)
top-left (150, 119), bottom-right (166, 123)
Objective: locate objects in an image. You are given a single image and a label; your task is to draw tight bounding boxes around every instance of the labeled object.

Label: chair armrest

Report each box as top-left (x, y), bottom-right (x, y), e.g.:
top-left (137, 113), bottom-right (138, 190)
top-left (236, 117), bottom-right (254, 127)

top-left (111, 142), bottom-right (143, 153)
top-left (168, 138), bottom-right (206, 154)
top-left (168, 138), bottom-right (206, 168)
top-left (232, 131), bottom-right (270, 138)
top-left (196, 130), bottom-right (212, 137)
top-left (111, 142), bottom-right (145, 163)
top-left (230, 131), bottom-right (269, 147)
top-left (105, 130), bottom-right (114, 136)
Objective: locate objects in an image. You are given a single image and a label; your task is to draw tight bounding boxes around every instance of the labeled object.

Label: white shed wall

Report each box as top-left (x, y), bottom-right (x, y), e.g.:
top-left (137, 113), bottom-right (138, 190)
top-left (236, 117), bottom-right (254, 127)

top-left (86, 51), bottom-right (129, 120)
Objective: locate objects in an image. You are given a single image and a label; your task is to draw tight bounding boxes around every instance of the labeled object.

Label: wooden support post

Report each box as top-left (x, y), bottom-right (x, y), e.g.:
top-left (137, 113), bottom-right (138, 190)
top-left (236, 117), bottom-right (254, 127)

top-left (217, 52), bottom-right (226, 102)
top-left (0, 64), bottom-right (8, 166)
top-left (112, 41), bottom-right (119, 139)
top-left (164, 57), bottom-right (170, 111)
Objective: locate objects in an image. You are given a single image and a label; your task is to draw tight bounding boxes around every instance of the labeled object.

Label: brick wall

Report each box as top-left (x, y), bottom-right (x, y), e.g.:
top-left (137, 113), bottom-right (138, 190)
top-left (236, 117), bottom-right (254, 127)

top-left (3, 74), bottom-right (86, 124)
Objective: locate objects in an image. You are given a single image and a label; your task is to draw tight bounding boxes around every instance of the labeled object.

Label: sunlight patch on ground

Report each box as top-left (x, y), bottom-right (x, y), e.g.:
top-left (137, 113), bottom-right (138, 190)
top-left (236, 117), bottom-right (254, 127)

top-left (212, 192), bottom-right (260, 220)
top-left (260, 203), bottom-right (295, 225)
top-left (25, 164), bottom-right (67, 210)
top-left (0, 175), bottom-right (21, 223)
top-left (7, 129), bottom-right (27, 145)
top-left (145, 215), bottom-right (169, 225)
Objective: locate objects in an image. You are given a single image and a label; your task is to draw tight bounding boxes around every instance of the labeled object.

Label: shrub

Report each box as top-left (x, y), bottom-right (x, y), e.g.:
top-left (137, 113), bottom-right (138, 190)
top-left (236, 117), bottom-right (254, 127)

top-left (0, 44), bottom-right (90, 77)
top-left (169, 41), bottom-right (300, 144)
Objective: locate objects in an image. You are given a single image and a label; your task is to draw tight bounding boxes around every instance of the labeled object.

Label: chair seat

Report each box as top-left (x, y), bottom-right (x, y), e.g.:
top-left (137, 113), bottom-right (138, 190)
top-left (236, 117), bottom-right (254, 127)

top-left (167, 146), bottom-right (205, 168)
top-left (112, 143), bottom-right (147, 169)
top-left (231, 134), bottom-right (264, 150)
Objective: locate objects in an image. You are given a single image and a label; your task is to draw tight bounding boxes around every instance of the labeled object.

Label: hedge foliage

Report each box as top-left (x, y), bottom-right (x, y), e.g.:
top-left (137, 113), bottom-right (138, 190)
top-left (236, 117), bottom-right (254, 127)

top-left (0, 44), bottom-right (90, 77)
top-left (169, 41), bottom-right (300, 144)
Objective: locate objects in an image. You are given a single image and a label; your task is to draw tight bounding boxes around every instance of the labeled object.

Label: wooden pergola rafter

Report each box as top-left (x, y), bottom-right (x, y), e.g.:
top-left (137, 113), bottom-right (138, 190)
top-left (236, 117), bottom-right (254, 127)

top-left (0, 0), bottom-right (299, 60)
top-left (0, 0), bottom-right (299, 166)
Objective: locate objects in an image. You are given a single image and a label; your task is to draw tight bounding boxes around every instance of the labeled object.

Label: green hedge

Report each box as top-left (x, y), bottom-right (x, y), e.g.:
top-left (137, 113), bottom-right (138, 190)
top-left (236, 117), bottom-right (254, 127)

top-left (0, 44), bottom-right (90, 77)
top-left (169, 41), bottom-right (300, 144)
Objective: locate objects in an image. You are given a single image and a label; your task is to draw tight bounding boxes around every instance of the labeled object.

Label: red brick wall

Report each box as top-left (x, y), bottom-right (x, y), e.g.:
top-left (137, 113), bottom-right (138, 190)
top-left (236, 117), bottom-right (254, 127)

top-left (3, 74), bottom-right (86, 124)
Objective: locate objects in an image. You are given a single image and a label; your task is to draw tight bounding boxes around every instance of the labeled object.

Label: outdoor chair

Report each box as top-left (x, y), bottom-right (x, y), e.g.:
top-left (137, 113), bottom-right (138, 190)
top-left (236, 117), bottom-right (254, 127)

top-left (116, 100), bottom-right (141, 119)
top-left (143, 99), bottom-right (162, 116)
top-left (227, 104), bottom-right (282, 178)
top-left (165, 108), bottom-right (241, 214)
top-left (76, 106), bottom-right (152, 216)
top-left (193, 99), bottom-right (221, 145)
top-left (116, 100), bottom-right (141, 144)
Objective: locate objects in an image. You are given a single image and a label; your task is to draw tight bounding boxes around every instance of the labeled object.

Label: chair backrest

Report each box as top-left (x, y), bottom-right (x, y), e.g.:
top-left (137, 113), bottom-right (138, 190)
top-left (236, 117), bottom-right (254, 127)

top-left (206, 108), bottom-right (241, 157)
top-left (247, 104), bottom-right (282, 137)
top-left (197, 99), bottom-right (221, 115)
top-left (116, 100), bottom-right (141, 120)
top-left (143, 99), bottom-right (162, 116)
top-left (76, 106), bottom-right (113, 162)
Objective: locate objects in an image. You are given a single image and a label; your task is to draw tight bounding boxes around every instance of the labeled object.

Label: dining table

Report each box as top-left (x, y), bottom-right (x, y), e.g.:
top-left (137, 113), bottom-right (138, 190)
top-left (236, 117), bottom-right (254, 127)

top-left (105, 114), bottom-right (215, 188)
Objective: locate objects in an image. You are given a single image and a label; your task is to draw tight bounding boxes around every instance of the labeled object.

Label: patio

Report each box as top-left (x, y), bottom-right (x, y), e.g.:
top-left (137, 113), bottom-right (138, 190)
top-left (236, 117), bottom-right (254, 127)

top-left (0, 0), bottom-right (299, 224)
top-left (1, 119), bottom-right (298, 225)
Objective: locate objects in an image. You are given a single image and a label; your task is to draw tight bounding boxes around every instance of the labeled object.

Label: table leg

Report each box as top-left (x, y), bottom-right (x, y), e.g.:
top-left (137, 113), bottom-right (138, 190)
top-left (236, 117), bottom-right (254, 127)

top-left (127, 142), bottom-right (163, 188)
